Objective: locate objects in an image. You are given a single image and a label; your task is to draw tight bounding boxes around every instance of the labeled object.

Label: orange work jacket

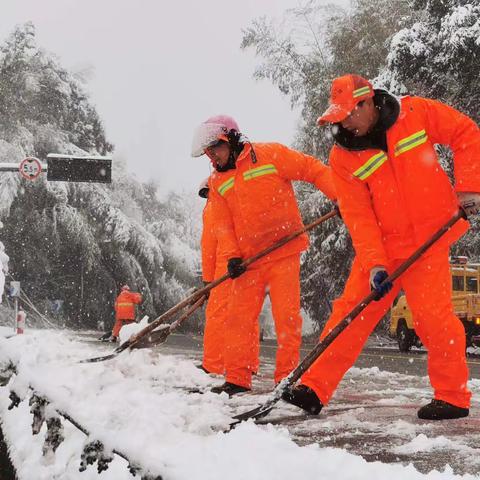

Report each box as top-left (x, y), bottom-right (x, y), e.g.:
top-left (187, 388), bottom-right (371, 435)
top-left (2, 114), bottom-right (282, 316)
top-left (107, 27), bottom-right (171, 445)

top-left (115, 291), bottom-right (142, 320)
top-left (208, 142), bottom-right (335, 264)
top-left (201, 197), bottom-right (228, 282)
top-left (330, 95), bottom-right (480, 271)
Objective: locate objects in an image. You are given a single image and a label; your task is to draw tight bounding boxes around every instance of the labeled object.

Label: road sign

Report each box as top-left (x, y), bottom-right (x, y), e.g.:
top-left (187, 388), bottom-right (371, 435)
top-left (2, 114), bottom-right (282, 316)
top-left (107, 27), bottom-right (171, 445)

top-left (46, 154), bottom-right (112, 183)
top-left (19, 157), bottom-right (42, 180)
top-left (9, 281), bottom-right (20, 297)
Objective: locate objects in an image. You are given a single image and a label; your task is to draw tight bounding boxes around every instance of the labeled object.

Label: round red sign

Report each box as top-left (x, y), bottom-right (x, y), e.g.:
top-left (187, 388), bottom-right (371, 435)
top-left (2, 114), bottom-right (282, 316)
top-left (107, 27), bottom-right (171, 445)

top-left (19, 157), bottom-right (42, 180)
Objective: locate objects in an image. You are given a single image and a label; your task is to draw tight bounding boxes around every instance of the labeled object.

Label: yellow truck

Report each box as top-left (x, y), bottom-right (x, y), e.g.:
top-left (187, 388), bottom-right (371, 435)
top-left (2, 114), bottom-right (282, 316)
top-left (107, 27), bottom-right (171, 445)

top-left (390, 257), bottom-right (480, 352)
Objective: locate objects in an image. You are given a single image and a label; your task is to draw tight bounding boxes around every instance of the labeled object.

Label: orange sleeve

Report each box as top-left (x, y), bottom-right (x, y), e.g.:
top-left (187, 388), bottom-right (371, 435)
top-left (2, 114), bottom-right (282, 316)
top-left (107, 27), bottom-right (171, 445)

top-left (414, 97), bottom-right (480, 193)
top-left (270, 143), bottom-right (336, 200)
top-left (331, 148), bottom-right (389, 271)
top-left (130, 292), bottom-right (142, 304)
top-left (201, 200), bottom-right (218, 282)
top-left (208, 178), bottom-right (242, 260)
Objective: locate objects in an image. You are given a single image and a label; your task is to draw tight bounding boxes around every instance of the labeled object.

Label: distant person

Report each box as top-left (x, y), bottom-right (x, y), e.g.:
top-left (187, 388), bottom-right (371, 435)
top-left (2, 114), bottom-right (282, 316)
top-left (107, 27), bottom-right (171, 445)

top-left (16, 306), bottom-right (26, 334)
top-left (111, 285), bottom-right (142, 342)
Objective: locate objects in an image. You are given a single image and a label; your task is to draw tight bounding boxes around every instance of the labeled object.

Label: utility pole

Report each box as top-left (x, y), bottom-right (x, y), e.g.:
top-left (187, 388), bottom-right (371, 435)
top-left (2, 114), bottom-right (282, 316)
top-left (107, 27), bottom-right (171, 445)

top-left (9, 281), bottom-right (21, 333)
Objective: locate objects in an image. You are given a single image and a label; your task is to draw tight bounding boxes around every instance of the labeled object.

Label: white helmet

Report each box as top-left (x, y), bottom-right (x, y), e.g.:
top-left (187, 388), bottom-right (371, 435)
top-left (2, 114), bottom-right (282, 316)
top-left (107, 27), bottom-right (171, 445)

top-left (191, 115), bottom-right (240, 157)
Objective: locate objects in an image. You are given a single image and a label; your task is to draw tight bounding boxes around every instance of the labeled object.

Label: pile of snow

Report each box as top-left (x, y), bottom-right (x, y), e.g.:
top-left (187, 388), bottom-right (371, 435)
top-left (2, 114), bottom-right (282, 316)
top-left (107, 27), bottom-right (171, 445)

top-left (0, 325), bottom-right (14, 338)
top-left (0, 330), bottom-right (477, 480)
top-left (118, 315), bottom-right (150, 344)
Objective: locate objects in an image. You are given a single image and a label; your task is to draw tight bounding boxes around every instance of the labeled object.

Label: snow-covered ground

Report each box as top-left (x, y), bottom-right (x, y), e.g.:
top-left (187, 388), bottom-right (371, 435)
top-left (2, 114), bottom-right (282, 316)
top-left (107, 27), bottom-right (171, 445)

top-left (1, 329), bottom-right (479, 479)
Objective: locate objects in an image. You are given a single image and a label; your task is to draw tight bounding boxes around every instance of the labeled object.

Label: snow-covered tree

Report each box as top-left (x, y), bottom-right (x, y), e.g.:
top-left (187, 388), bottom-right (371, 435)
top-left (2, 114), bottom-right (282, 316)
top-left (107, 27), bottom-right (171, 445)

top-left (378, 0), bottom-right (480, 261)
top-left (242, 0), bottom-right (413, 159)
top-left (0, 24), bottom-right (202, 330)
top-left (379, 0), bottom-right (480, 123)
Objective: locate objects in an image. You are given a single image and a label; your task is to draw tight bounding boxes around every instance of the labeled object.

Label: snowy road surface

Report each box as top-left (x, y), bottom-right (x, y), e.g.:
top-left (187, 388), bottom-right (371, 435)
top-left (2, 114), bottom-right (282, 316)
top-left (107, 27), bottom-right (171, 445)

top-left (1, 329), bottom-right (479, 479)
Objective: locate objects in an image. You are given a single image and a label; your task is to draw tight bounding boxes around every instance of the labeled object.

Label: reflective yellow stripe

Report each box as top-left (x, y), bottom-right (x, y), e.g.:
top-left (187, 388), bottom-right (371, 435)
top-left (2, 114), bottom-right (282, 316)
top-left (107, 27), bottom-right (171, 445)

top-left (353, 86), bottom-right (371, 98)
top-left (218, 177), bottom-right (234, 196)
top-left (353, 152), bottom-right (388, 181)
top-left (243, 164), bottom-right (278, 181)
top-left (394, 129), bottom-right (428, 156)
top-left (117, 303), bottom-right (134, 307)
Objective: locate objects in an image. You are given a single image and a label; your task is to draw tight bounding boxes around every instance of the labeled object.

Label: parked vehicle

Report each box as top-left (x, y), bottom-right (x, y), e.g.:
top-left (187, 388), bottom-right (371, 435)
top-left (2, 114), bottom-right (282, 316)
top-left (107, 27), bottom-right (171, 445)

top-left (390, 257), bottom-right (480, 352)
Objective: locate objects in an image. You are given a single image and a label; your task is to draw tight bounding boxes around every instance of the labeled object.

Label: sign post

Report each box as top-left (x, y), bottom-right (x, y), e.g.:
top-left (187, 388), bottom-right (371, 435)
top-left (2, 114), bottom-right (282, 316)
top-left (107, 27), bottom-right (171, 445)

top-left (10, 281), bottom-right (20, 333)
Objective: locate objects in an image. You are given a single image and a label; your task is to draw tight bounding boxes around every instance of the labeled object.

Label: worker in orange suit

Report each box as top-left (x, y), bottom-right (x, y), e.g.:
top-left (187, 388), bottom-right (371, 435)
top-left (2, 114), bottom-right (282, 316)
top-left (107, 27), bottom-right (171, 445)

top-left (282, 74), bottom-right (480, 420)
top-left (112, 285), bottom-right (143, 342)
top-left (191, 115), bottom-right (335, 395)
top-left (199, 178), bottom-right (260, 375)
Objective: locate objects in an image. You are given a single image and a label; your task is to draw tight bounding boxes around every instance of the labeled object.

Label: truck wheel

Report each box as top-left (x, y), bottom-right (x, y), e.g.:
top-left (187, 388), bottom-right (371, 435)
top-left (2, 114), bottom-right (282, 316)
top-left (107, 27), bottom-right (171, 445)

top-left (397, 320), bottom-right (414, 352)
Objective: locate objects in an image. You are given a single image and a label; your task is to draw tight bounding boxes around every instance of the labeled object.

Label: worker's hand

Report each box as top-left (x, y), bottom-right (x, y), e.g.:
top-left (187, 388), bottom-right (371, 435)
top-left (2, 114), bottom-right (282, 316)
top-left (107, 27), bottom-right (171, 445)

top-left (369, 266), bottom-right (393, 301)
top-left (227, 258), bottom-right (246, 279)
top-left (457, 192), bottom-right (480, 217)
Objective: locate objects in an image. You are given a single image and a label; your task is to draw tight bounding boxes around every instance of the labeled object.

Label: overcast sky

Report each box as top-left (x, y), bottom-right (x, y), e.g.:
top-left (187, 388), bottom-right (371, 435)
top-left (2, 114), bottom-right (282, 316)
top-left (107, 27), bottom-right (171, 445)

top-left (1, 1), bottom-right (335, 195)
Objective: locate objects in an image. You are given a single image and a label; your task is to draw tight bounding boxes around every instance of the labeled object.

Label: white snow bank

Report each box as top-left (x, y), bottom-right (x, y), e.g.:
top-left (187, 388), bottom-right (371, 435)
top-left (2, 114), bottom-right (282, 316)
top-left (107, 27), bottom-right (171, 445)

top-left (0, 325), bottom-right (14, 338)
top-left (393, 433), bottom-right (476, 456)
top-left (0, 331), bottom-right (477, 480)
top-left (118, 315), bottom-right (149, 344)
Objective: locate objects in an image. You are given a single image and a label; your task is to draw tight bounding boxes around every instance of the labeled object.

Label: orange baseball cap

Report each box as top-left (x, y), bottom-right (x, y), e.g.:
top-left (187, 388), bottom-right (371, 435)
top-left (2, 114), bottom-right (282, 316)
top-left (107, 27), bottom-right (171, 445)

top-left (317, 74), bottom-right (374, 125)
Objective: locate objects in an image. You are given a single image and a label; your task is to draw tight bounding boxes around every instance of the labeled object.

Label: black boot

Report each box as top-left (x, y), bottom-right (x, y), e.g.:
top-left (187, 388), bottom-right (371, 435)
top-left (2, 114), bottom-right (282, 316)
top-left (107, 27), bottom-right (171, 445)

top-left (282, 385), bottom-right (323, 415)
top-left (210, 382), bottom-right (250, 396)
top-left (417, 399), bottom-right (469, 420)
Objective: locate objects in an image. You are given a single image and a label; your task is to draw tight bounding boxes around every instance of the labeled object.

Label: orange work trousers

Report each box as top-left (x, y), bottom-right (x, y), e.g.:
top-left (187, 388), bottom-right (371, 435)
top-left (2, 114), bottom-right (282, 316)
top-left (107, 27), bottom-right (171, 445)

top-left (203, 277), bottom-right (260, 374)
top-left (225, 253), bottom-right (302, 388)
top-left (112, 319), bottom-right (134, 338)
top-left (302, 249), bottom-right (471, 408)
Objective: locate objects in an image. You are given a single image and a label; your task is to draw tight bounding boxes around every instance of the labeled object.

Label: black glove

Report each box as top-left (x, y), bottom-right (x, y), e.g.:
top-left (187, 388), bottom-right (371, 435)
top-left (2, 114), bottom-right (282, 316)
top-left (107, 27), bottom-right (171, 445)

top-left (369, 267), bottom-right (393, 301)
top-left (227, 258), bottom-right (246, 279)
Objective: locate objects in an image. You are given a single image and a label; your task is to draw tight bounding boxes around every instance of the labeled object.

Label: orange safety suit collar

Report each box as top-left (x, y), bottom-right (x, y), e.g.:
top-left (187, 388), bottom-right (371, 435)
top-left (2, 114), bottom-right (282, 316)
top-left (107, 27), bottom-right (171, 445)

top-left (332, 90), bottom-right (400, 152)
top-left (213, 137), bottom-right (258, 172)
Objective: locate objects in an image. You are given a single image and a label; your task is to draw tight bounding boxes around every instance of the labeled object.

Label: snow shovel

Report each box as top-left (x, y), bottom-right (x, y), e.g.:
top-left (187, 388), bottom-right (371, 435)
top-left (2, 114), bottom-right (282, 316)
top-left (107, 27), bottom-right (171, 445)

top-left (131, 296), bottom-right (206, 349)
top-left (230, 209), bottom-right (467, 427)
top-left (79, 208), bottom-right (339, 363)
